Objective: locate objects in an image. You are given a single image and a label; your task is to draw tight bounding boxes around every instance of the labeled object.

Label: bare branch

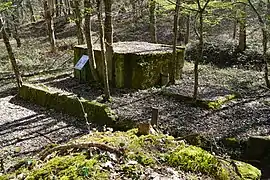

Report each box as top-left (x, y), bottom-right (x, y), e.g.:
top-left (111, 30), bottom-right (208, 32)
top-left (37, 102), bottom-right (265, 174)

top-left (202, 0), bottom-right (211, 11)
top-left (39, 142), bottom-right (124, 160)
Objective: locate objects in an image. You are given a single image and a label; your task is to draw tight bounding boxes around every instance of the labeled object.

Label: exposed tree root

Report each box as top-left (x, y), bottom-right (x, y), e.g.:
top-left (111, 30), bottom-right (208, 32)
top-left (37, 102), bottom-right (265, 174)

top-left (39, 142), bottom-right (124, 161)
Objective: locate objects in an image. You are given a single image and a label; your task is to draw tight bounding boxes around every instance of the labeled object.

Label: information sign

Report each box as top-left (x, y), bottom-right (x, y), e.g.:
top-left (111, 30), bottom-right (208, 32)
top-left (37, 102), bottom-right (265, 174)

top-left (74, 55), bottom-right (89, 70)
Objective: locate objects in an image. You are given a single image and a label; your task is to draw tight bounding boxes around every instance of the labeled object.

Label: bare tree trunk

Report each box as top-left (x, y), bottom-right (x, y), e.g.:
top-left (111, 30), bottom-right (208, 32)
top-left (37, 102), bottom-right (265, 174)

top-left (249, 0), bottom-right (270, 88)
top-left (11, 5), bottom-right (21, 48)
top-left (71, 0), bottom-right (84, 44)
top-left (170, 0), bottom-right (180, 85)
top-left (238, 4), bottom-right (246, 51)
top-left (193, 0), bottom-right (210, 100)
top-left (193, 11), bottom-right (203, 100)
top-left (0, 17), bottom-right (22, 88)
top-left (184, 13), bottom-right (190, 45)
top-left (232, 0), bottom-right (237, 39)
top-left (104, 0), bottom-right (113, 83)
top-left (12, 13), bottom-right (21, 48)
top-left (84, 0), bottom-right (99, 81)
top-left (149, 0), bottom-right (157, 43)
top-left (6, 20), bottom-right (11, 37)
top-left (44, 0), bottom-right (56, 52)
top-left (97, 0), bottom-right (110, 101)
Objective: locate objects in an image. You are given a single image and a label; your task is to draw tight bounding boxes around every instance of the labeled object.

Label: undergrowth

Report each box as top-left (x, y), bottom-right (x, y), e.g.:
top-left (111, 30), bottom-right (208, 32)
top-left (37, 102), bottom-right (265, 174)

top-left (0, 129), bottom-right (261, 180)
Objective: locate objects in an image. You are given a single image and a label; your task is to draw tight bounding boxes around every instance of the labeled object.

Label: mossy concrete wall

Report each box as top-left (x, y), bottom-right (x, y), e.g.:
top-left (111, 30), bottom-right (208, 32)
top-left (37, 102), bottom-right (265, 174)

top-left (19, 83), bottom-right (117, 126)
top-left (74, 42), bottom-right (185, 89)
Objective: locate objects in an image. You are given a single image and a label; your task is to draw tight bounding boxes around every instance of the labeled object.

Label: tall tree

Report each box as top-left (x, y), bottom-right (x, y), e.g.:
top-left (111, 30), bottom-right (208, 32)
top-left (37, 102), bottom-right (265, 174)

top-left (248, 0), bottom-right (270, 88)
top-left (232, 0), bottom-right (237, 39)
top-left (170, 0), bottom-right (181, 85)
top-left (238, 3), bottom-right (246, 51)
top-left (193, 0), bottom-right (211, 100)
top-left (11, 2), bottom-right (21, 48)
top-left (84, 0), bottom-right (99, 81)
top-left (149, 0), bottom-right (157, 43)
top-left (104, 0), bottom-right (113, 83)
top-left (0, 16), bottom-right (22, 88)
top-left (44, 0), bottom-right (56, 52)
top-left (11, 12), bottom-right (21, 47)
top-left (97, 0), bottom-right (110, 101)
top-left (71, 0), bottom-right (84, 44)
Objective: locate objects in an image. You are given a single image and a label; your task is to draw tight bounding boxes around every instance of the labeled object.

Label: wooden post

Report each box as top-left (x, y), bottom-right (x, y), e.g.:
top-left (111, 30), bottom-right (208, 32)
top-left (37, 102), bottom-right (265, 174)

top-left (151, 107), bottom-right (159, 127)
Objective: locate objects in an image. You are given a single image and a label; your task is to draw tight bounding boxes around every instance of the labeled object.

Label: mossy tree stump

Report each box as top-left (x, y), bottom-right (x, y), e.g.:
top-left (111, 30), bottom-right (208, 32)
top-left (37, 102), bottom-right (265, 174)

top-left (74, 41), bottom-right (185, 89)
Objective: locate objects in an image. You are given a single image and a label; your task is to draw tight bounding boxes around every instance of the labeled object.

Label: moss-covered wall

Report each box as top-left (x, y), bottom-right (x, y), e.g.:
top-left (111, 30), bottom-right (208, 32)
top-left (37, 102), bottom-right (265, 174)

top-left (19, 83), bottom-right (117, 126)
top-left (129, 49), bottom-right (184, 89)
top-left (74, 43), bottom-right (185, 89)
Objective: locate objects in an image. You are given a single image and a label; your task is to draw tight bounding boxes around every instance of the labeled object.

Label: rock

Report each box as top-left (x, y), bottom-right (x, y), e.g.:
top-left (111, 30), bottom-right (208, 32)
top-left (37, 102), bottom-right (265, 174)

top-left (234, 160), bottom-right (261, 180)
top-left (245, 136), bottom-right (270, 162)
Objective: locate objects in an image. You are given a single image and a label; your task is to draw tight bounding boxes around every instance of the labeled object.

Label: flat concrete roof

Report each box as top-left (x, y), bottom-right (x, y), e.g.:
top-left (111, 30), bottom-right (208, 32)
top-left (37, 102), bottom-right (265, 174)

top-left (75, 41), bottom-right (185, 55)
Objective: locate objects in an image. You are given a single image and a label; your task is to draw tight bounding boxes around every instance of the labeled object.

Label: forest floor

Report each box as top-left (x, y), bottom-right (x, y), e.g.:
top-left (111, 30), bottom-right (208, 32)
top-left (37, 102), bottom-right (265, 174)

top-left (1, 59), bottom-right (270, 173)
top-left (30, 61), bottom-right (270, 141)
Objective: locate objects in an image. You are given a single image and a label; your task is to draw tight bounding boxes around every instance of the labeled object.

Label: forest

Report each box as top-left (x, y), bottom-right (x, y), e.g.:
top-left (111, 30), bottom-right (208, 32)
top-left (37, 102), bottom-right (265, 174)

top-left (0, 0), bottom-right (270, 179)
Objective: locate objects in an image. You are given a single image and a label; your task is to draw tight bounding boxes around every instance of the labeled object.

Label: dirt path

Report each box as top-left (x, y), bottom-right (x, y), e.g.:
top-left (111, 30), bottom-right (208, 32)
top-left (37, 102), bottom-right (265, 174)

top-left (0, 93), bottom-right (87, 170)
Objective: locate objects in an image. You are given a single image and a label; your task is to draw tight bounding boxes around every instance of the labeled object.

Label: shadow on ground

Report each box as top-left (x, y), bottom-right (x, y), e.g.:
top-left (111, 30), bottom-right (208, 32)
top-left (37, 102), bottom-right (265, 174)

top-left (0, 95), bottom-right (88, 169)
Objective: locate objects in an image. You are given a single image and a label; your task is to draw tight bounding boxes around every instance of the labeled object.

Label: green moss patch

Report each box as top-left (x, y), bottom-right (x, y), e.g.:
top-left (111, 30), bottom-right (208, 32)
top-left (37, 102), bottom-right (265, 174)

top-left (1, 129), bottom-right (261, 180)
top-left (206, 94), bottom-right (238, 110)
top-left (161, 90), bottom-right (238, 110)
top-left (27, 155), bottom-right (108, 180)
top-left (234, 161), bottom-right (261, 180)
top-left (168, 145), bottom-right (227, 178)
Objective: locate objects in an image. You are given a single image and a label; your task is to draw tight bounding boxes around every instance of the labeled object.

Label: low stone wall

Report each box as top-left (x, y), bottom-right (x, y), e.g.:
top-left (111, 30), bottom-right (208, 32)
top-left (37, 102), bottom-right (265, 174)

top-left (19, 83), bottom-right (117, 126)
